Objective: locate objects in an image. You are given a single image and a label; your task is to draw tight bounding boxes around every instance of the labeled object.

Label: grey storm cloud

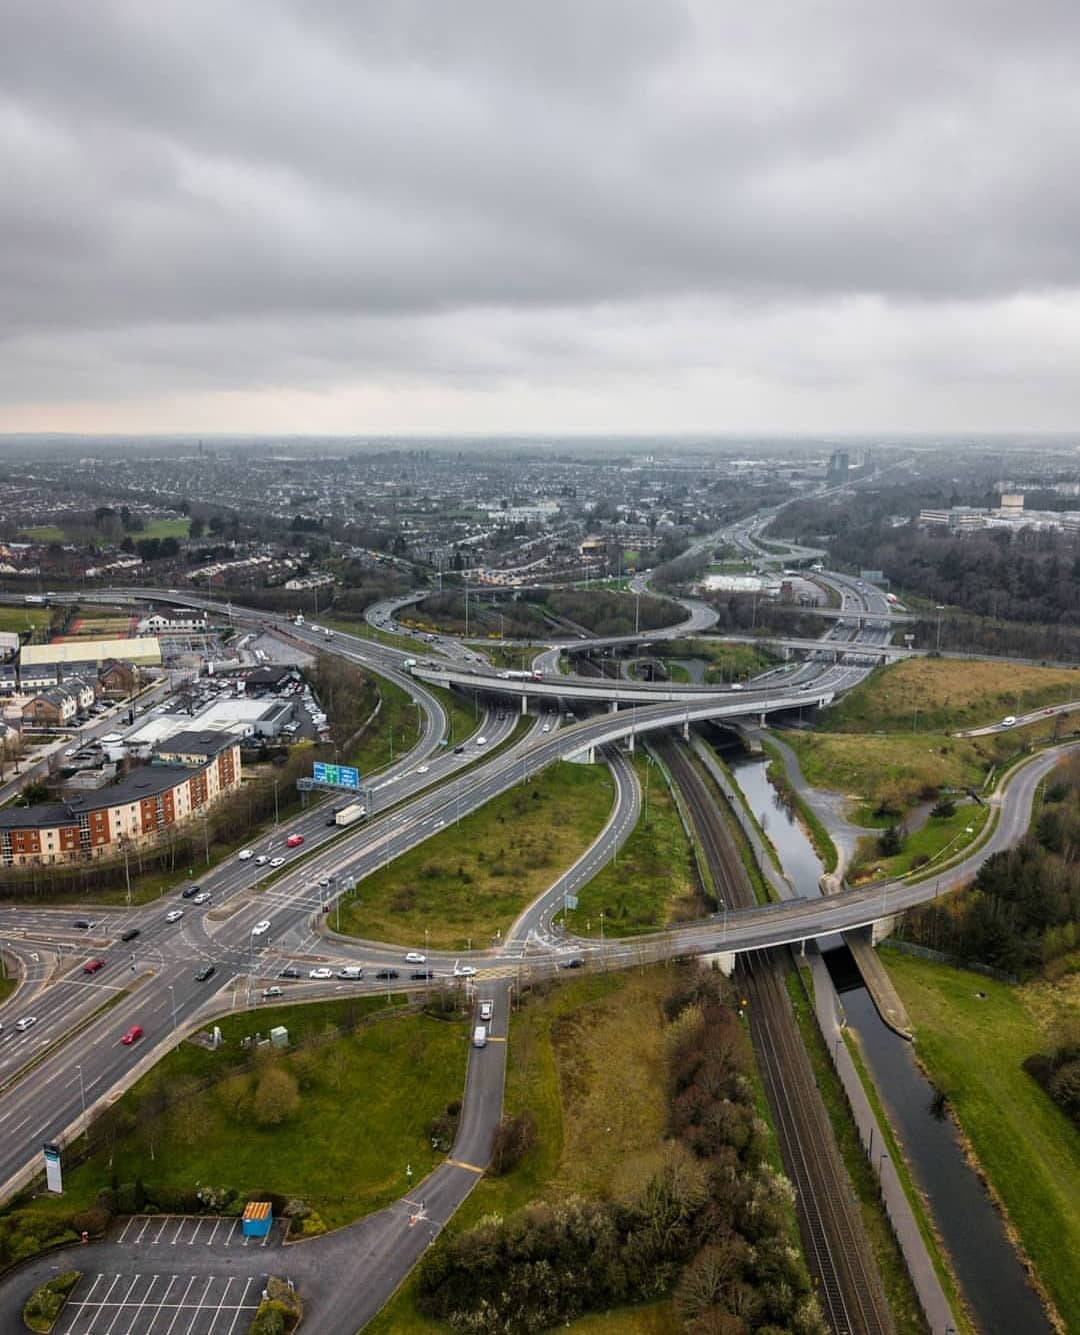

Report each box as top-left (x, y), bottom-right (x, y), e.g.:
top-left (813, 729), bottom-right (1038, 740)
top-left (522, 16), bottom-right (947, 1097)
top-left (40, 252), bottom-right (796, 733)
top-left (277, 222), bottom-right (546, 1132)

top-left (2, 0), bottom-right (1080, 427)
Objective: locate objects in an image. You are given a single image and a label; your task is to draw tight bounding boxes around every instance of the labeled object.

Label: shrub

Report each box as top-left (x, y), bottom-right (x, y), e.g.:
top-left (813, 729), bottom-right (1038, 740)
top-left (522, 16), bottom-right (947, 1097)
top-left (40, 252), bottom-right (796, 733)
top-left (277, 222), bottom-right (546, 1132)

top-left (71, 1205), bottom-right (112, 1238)
top-left (488, 1110), bottom-right (537, 1175)
top-left (23, 1270), bottom-right (80, 1333)
top-left (932, 799), bottom-right (957, 818)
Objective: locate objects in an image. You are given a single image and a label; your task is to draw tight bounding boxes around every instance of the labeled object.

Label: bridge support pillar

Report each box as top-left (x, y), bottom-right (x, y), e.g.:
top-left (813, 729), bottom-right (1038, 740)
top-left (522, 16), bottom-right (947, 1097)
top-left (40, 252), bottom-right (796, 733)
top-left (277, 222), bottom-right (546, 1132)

top-left (626, 730), bottom-right (635, 753)
top-left (608, 700), bottom-right (619, 714)
top-left (681, 717), bottom-right (690, 742)
top-left (701, 950), bottom-right (737, 977)
top-left (521, 693), bottom-right (528, 716)
top-left (759, 712), bottom-right (766, 726)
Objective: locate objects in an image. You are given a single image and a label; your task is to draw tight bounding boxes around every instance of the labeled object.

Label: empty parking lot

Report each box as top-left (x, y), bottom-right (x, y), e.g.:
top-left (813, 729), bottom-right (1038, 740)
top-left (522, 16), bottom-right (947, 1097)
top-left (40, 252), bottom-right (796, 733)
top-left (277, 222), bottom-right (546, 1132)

top-left (115, 1215), bottom-right (279, 1249)
top-left (57, 1272), bottom-right (263, 1334)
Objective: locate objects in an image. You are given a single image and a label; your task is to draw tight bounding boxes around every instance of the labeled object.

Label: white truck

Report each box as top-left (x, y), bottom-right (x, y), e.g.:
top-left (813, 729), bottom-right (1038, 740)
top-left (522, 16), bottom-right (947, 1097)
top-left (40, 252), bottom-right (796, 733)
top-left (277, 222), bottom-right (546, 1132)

top-left (335, 801), bottom-right (367, 827)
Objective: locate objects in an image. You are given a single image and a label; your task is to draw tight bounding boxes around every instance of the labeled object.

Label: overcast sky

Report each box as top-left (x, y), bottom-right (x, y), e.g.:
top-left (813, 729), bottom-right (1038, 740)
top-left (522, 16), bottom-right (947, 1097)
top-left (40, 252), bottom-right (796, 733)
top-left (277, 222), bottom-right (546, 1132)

top-left (3, 0), bottom-right (1080, 436)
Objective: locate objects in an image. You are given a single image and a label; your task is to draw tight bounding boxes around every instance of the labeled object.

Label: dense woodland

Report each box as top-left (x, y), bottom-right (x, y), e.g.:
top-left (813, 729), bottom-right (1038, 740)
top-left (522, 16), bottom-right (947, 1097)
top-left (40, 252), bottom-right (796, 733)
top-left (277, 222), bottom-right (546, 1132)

top-left (416, 968), bottom-right (824, 1335)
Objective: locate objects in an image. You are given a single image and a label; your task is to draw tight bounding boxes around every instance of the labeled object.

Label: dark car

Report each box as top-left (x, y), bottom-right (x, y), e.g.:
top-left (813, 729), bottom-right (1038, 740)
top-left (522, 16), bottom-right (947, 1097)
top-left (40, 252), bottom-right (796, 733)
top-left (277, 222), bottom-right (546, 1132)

top-left (410, 969), bottom-right (434, 980)
top-left (72, 919), bottom-right (95, 930)
top-left (561, 957), bottom-right (585, 970)
top-left (120, 928), bottom-right (140, 943)
top-left (278, 966), bottom-right (301, 979)
top-left (374, 968), bottom-right (400, 981)
top-left (453, 744), bottom-right (465, 754)
top-left (325, 817), bottom-right (339, 827)
top-left (194, 963), bottom-right (216, 982)
top-left (181, 885), bottom-right (201, 899)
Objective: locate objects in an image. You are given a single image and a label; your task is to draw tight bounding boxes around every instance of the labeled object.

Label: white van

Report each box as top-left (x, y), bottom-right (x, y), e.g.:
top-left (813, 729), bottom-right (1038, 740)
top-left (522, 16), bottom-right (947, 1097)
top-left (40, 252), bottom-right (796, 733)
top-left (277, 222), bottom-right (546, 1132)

top-left (337, 966), bottom-right (363, 980)
top-left (472, 1024), bottom-right (488, 1048)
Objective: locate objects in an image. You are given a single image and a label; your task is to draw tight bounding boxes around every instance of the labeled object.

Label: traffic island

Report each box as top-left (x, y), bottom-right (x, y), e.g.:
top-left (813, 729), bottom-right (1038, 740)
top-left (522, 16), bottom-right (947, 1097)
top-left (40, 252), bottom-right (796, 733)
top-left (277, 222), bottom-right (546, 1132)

top-left (22, 1269), bottom-right (80, 1332)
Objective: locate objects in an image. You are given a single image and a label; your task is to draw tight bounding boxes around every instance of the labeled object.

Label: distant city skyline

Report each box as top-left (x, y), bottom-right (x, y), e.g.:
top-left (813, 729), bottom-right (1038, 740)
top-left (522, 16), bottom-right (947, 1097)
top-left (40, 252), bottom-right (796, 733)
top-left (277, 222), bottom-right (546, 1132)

top-left (3, 1), bottom-right (1080, 434)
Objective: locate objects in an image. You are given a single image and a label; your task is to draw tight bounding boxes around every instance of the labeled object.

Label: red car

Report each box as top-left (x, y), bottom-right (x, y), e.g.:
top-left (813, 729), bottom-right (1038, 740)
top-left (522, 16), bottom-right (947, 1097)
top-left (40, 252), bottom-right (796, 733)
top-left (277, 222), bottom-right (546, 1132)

top-left (285, 834), bottom-right (304, 848)
top-left (121, 1025), bottom-right (144, 1046)
top-left (82, 958), bottom-right (105, 975)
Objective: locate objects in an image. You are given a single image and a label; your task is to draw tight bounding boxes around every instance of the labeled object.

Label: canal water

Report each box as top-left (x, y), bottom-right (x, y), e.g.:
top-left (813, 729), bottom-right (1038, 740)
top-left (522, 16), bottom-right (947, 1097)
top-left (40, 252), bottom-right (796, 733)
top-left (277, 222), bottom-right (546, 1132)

top-left (723, 744), bottom-right (1053, 1335)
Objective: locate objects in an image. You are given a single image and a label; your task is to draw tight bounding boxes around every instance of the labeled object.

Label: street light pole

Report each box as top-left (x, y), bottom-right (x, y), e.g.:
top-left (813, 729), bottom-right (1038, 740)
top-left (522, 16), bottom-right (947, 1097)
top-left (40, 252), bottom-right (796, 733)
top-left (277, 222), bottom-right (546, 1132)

top-left (76, 1063), bottom-right (87, 1138)
top-left (936, 604), bottom-right (945, 652)
top-left (273, 779), bottom-right (279, 828)
top-left (168, 984), bottom-right (177, 1034)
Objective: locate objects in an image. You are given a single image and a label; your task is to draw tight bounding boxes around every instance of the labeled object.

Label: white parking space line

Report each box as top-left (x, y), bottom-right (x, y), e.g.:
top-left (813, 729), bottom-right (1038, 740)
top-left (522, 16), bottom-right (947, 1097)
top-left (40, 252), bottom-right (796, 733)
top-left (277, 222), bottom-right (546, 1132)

top-left (123, 1274), bottom-right (158, 1335)
top-left (134, 1216), bottom-right (152, 1243)
top-left (209, 1276), bottom-right (233, 1331)
top-left (171, 1217), bottom-right (185, 1244)
top-left (84, 1273), bottom-right (122, 1334)
top-left (222, 1219), bottom-right (238, 1247)
top-left (185, 1276), bottom-right (214, 1334)
top-left (102, 1274), bottom-right (140, 1333)
top-left (205, 1218), bottom-right (221, 1246)
top-left (152, 1217), bottom-right (170, 1244)
top-left (58, 1272), bottom-right (106, 1332)
top-left (224, 1277), bottom-right (255, 1335)
top-left (187, 1218), bottom-right (203, 1245)
top-left (163, 1276), bottom-right (196, 1335)
top-left (118, 1217), bottom-right (137, 1242)
top-left (148, 1275), bottom-right (181, 1331)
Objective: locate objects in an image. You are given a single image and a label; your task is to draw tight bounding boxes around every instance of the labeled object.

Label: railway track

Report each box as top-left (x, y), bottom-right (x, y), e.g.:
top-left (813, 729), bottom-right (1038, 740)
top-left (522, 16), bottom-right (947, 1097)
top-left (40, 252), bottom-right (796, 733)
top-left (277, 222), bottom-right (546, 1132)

top-left (658, 738), bottom-right (894, 1335)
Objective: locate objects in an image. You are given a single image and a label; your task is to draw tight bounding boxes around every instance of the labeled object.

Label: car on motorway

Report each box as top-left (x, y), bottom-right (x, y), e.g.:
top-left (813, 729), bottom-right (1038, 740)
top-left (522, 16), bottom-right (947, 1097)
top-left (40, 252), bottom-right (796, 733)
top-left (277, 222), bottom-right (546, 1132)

top-left (374, 968), bottom-right (399, 980)
top-left (542, 723), bottom-right (551, 733)
top-left (72, 919), bottom-right (96, 930)
top-left (318, 878), bottom-right (331, 889)
top-left (278, 965), bottom-right (301, 979)
top-left (238, 848), bottom-right (254, 861)
top-left (1002, 715), bottom-right (1017, 727)
top-left (269, 857), bottom-right (285, 868)
top-left (194, 963), bottom-right (216, 982)
top-left (15, 1016), bottom-right (37, 1032)
top-left (453, 744), bottom-right (465, 754)
top-left (286, 833), bottom-right (304, 848)
top-left (417, 764), bottom-right (430, 774)
top-left (410, 969), bottom-right (434, 980)
top-left (192, 892), bottom-right (210, 905)
top-left (165, 909), bottom-right (184, 923)
top-left (255, 854), bottom-right (269, 866)
top-left (252, 920), bottom-right (272, 937)
top-left (121, 1024), bottom-right (143, 1045)
top-left (83, 958), bottom-right (105, 974)
top-left (405, 951), bottom-right (426, 964)
top-left (453, 963), bottom-right (477, 978)
top-left (561, 956), bottom-right (585, 969)
top-left (181, 885), bottom-right (200, 899)
top-left (120, 927), bottom-right (140, 943)
top-left (261, 986), bottom-right (283, 1000)
top-left (308, 967), bottom-right (334, 980)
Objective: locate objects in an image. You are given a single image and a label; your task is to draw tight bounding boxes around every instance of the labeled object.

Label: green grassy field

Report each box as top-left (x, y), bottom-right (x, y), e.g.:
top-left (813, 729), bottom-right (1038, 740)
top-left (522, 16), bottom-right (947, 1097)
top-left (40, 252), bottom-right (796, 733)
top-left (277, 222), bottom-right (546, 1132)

top-left (0, 606), bottom-right (50, 634)
top-left (19, 525), bottom-right (66, 542)
top-left (25, 997), bottom-right (464, 1231)
top-left (366, 969), bottom-right (678, 1335)
top-left (335, 760), bottom-right (615, 949)
top-left (883, 950), bottom-right (1080, 1333)
top-left (847, 802), bottom-right (991, 883)
top-left (820, 658), bottom-right (1080, 734)
top-left (559, 754), bottom-right (705, 937)
top-left (781, 728), bottom-right (1026, 811)
top-left (140, 517), bottom-right (191, 539)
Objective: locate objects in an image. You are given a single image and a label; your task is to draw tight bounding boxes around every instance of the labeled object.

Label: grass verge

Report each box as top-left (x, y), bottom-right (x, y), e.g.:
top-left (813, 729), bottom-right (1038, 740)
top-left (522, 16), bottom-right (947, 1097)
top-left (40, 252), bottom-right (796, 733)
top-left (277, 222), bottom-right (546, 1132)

top-left (818, 658), bottom-right (1080, 734)
top-left (22, 995), bottom-right (464, 1231)
top-left (847, 802), bottom-right (992, 884)
top-left (335, 760), bottom-right (615, 949)
top-left (559, 754), bottom-right (706, 938)
top-left (883, 949), bottom-right (1080, 1333)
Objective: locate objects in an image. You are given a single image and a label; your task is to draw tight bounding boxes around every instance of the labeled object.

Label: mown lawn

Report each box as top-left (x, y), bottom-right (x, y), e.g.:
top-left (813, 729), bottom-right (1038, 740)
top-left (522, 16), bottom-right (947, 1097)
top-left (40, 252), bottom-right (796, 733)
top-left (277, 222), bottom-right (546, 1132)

top-left (366, 969), bottom-right (678, 1335)
top-left (139, 517), bottom-right (191, 540)
top-left (30, 997), bottom-right (466, 1231)
top-left (336, 760), bottom-right (615, 949)
top-left (560, 754), bottom-right (705, 937)
top-left (883, 950), bottom-right (1080, 1334)
top-left (819, 658), bottom-right (1080, 734)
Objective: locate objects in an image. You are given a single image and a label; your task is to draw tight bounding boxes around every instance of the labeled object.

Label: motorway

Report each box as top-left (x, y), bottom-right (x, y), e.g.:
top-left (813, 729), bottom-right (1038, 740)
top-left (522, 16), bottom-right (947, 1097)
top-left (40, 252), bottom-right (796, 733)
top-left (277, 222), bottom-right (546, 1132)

top-left (0, 556), bottom-right (1064, 1330)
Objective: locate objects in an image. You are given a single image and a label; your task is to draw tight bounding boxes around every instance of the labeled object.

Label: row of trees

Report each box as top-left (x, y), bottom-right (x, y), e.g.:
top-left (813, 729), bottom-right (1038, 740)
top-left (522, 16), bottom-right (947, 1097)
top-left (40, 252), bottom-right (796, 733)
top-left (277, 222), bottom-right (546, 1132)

top-left (416, 967), bottom-right (823, 1333)
top-left (899, 755), bottom-right (1080, 975)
